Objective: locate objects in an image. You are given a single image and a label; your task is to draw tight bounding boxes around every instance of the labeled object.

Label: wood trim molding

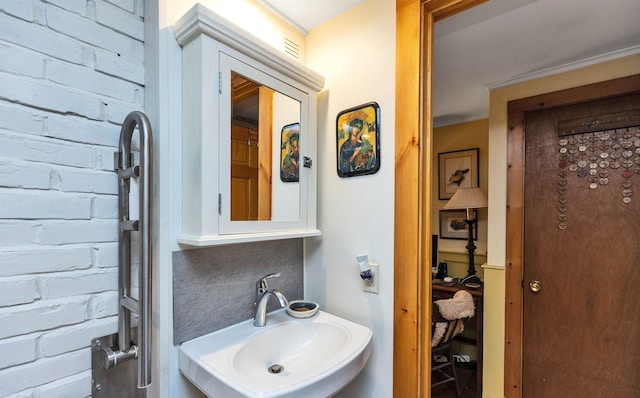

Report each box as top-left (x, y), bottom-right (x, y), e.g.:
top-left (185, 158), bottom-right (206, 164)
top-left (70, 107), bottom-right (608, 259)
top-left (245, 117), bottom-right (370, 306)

top-left (504, 74), bottom-right (640, 398)
top-left (394, 1), bottom-right (422, 395)
top-left (394, 1), bottom-right (487, 396)
top-left (504, 101), bottom-right (525, 398)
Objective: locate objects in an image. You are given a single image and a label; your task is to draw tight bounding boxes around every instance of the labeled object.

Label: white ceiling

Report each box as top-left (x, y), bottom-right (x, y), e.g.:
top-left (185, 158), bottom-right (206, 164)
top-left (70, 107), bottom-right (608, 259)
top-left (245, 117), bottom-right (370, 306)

top-left (432, 0), bottom-right (640, 126)
top-left (267, 0), bottom-right (640, 127)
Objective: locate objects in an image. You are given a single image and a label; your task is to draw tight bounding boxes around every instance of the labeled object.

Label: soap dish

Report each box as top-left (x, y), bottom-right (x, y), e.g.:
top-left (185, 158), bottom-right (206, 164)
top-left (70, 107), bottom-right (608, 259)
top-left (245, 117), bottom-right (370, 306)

top-left (286, 300), bottom-right (319, 318)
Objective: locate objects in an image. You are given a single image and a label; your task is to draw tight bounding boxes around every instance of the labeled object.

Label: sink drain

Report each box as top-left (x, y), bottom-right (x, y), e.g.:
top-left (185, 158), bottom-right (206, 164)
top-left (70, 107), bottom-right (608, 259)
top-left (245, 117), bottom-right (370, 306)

top-left (268, 364), bottom-right (284, 374)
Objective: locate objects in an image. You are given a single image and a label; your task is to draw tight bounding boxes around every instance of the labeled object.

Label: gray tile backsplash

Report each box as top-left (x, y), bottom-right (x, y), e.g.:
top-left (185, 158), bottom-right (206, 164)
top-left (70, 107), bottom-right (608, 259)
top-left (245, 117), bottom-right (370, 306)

top-left (172, 239), bottom-right (304, 345)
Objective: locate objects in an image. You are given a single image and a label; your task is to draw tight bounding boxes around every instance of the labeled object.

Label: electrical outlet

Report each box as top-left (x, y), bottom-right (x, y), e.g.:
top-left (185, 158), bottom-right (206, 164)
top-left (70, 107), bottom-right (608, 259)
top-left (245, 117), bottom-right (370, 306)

top-left (363, 263), bottom-right (379, 294)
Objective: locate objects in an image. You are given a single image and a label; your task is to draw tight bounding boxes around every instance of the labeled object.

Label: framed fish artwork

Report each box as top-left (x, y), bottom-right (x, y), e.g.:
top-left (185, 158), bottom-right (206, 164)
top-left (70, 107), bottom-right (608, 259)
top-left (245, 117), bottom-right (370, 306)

top-left (438, 148), bottom-right (479, 200)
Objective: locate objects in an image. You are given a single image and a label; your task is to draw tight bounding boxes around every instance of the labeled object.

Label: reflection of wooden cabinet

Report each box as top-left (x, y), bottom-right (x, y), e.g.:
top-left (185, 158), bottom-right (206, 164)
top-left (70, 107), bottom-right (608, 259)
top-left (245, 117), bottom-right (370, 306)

top-left (231, 124), bottom-right (258, 220)
top-left (433, 283), bottom-right (483, 393)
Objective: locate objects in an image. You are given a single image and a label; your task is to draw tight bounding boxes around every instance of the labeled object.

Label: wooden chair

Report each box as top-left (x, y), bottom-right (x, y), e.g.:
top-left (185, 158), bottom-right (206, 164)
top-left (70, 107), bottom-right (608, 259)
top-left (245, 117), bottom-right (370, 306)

top-left (431, 290), bottom-right (475, 397)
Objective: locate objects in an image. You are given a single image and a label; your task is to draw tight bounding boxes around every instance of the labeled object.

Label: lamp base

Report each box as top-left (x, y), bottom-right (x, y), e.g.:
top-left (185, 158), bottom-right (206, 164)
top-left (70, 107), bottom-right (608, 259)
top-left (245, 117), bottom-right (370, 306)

top-left (462, 218), bottom-right (481, 286)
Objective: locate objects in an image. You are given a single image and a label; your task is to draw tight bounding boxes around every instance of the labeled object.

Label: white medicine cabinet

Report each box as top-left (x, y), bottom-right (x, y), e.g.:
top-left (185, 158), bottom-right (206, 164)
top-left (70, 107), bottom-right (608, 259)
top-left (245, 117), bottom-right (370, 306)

top-left (175, 4), bottom-right (324, 246)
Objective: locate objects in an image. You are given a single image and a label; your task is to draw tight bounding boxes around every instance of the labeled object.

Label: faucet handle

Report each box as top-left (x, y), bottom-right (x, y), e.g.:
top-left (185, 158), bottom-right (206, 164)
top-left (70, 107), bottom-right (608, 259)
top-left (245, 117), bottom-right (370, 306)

top-left (256, 272), bottom-right (280, 294)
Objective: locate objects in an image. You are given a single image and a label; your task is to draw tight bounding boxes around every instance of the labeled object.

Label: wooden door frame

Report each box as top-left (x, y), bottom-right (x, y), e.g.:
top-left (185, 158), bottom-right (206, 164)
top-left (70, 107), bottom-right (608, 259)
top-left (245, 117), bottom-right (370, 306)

top-left (503, 74), bottom-right (640, 398)
top-left (394, 1), bottom-right (487, 396)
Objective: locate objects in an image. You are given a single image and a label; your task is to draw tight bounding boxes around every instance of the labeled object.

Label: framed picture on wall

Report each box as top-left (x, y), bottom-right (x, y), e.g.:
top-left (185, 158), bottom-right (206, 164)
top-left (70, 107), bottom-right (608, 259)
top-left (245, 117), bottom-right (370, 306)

top-left (336, 102), bottom-right (380, 178)
top-left (280, 123), bottom-right (300, 182)
top-left (439, 209), bottom-right (478, 240)
top-left (438, 148), bottom-right (479, 200)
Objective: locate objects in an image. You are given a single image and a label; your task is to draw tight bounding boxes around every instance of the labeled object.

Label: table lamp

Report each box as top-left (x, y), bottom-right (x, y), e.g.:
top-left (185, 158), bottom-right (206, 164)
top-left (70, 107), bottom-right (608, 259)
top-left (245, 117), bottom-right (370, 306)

top-left (443, 186), bottom-right (488, 284)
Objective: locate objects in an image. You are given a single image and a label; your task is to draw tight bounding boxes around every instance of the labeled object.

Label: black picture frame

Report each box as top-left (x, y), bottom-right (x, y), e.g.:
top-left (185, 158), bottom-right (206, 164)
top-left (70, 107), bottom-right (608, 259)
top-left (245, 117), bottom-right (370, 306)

top-left (438, 148), bottom-right (479, 200)
top-left (336, 102), bottom-right (380, 178)
top-left (439, 209), bottom-right (478, 240)
top-left (280, 123), bottom-right (300, 182)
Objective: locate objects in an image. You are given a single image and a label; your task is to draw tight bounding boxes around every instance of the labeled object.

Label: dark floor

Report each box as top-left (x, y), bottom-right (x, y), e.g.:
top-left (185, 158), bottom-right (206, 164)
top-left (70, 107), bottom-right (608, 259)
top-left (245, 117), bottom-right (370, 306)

top-left (431, 363), bottom-right (479, 398)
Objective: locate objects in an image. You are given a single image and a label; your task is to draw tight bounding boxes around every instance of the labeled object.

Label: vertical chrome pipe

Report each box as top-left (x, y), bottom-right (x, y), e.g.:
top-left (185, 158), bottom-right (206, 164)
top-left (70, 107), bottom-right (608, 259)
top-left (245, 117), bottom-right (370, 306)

top-left (116, 111), bottom-right (153, 389)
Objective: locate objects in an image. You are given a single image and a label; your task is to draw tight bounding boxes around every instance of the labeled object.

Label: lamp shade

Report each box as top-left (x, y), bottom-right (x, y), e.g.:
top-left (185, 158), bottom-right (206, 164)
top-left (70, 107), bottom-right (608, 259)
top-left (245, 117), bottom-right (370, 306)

top-left (443, 187), bottom-right (488, 210)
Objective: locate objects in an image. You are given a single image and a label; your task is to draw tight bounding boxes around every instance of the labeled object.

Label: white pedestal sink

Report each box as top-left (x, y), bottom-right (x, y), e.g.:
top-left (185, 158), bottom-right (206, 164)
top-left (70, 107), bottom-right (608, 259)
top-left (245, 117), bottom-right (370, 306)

top-left (178, 309), bottom-right (373, 398)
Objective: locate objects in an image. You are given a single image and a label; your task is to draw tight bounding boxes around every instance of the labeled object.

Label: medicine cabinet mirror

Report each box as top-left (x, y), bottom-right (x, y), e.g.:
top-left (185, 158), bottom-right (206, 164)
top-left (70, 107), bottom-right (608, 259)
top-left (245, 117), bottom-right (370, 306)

top-left (175, 4), bottom-right (324, 246)
top-left (225, 66), bottom-right (301, 223)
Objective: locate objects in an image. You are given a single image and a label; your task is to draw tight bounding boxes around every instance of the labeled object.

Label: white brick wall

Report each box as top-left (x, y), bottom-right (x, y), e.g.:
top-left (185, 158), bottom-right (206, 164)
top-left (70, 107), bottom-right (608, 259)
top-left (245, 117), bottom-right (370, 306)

top-left (0, 0), bottom-right (145, 396)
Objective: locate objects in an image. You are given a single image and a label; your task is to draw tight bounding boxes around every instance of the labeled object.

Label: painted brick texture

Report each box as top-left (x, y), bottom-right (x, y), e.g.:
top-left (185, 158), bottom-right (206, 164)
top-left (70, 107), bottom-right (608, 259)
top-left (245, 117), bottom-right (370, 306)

top-left (0, 0), bottom-right (144, 396)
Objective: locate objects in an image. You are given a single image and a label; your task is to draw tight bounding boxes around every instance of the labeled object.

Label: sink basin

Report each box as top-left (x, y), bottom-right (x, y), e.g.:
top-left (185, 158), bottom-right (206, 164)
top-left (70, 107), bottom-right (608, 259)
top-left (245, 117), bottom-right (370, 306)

top-left (178, 309), bottom-right (373, 398)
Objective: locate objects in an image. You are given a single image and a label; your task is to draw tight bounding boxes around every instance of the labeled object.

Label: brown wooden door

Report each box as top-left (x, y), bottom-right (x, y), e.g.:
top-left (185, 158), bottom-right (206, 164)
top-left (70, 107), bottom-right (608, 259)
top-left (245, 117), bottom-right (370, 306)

top-left (522, 93), bottom-right (640, 397)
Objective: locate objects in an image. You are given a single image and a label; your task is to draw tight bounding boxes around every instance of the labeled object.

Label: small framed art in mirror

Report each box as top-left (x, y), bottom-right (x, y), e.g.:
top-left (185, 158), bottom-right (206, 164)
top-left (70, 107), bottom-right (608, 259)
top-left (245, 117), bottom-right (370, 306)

top-left (280, 123), bottom-right (300, 183)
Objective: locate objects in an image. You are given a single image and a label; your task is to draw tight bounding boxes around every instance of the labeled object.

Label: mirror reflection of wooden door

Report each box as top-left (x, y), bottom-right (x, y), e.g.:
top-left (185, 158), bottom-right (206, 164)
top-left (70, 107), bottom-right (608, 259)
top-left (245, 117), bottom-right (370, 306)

top-left (522, 91), bottom-right (640, 397)
top-left (230, 71), bottom-right (273, 221)
top-left (231, 124), bottom-right (258, 220)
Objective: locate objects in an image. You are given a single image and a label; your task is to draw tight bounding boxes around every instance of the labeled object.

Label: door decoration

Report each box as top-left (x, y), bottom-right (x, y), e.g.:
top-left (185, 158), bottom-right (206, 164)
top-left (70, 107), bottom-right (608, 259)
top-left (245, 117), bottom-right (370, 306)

top-left (556, 109), bottom-right (640, 230)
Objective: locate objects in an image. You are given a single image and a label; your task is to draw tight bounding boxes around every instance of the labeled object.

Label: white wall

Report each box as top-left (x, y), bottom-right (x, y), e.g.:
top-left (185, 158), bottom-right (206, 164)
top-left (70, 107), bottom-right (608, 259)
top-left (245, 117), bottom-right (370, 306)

top-left (0, 0), bottom-right (144, 396)
top-left (304, 0), bottom-right (396, 396)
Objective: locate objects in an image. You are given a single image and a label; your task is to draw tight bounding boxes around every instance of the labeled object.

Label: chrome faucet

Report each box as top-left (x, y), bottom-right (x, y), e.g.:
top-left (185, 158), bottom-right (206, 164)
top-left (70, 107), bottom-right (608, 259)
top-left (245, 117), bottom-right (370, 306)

top-left (253, 273), bottom-right (288, 327)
